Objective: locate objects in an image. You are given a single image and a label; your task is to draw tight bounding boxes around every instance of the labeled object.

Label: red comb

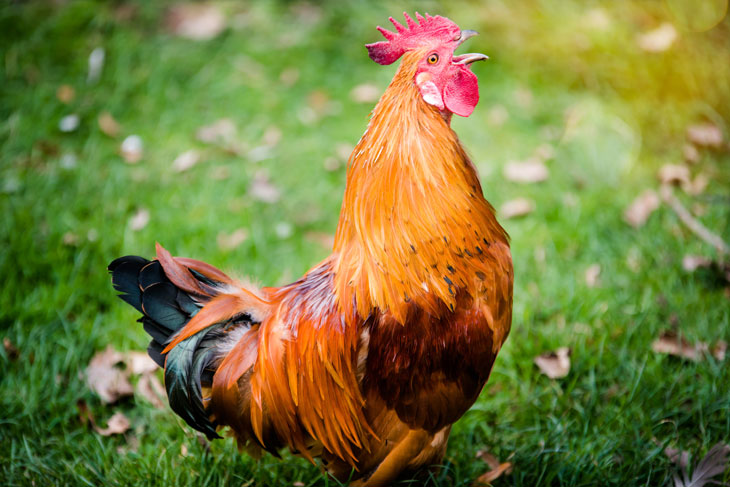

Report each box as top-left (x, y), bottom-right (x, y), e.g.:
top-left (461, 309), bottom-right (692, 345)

top-left (366, 12), bottom-right (461, 65)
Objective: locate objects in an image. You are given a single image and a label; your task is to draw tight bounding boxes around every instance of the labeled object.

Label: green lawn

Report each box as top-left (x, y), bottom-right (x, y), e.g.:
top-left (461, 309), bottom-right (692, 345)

top-left (1, 1), bottom-right (729, 486)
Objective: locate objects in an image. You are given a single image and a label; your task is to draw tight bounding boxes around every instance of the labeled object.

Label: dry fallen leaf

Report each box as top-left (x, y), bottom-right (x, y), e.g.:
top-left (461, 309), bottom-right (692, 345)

top-left (651, 331), bottom-right (708, 361)
top-left (534, 347), bottom-right (571, 379)
top-left (249, 173), bottom-right (280, 203)
top-left (56, 84), bottom-right (75, 104)
top-left (503, 158), bottom-right (549, 184)
top-left (499, 198), bottom-right (535, 220)
top-left (687, 123), bottom-right (723, 149)
top-left (584, 264), bottom-right (601, 287)
top-left (166, 3), bottom-right (226, 40)
top-left (350, 83), bottom-right (379, 103)
top-left (125, 351), bottom-right (158, 375)
top-left (217, 228), bottom-right (248, 251)
top-left (3, 337), bottom-right (19, 361)
top-left (95, 412), bottom-right (131, 436)
top-left (197, 118), bottom-right (236, 144)
top-left (683, 144), bottom-right (700, 164)
top-left (476, 450), bottom-right (500, 470)
top-left (682, 255), bottom-right (713, 272)
top-left (683, 173), bottom-right (709, 196)
top-left (658, 164), bottom-right (691, 187)
top-left (474, 450), bottom-right (513, 486)
top-left (129, 208), bottom-right (150, 231)
top-left (120, 135), bottom-right (143, 163)
top-left (172, 150), bottom-right (200, 173)
top-left (665, 446), bottom-right (691, 470)
top-left (98, 111), bottom-right (120, 137)
top-left (136, 373), bottom-right (166, 409)
top-left (624, 189), bottom-right (660, 228)
top-left (712, 340), bottom-right (727, 361)
top-left (637, 23), bottom-right (677, 52)
top-left (86, 346), bottom-right (135, 404)
top-left (673, 442), bottom-right (730, 487)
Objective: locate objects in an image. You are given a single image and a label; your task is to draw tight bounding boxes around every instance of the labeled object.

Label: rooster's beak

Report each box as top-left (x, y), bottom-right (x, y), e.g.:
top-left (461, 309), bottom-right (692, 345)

top-left (453, 53), bottom-right (489, 64)
top-left (457, 30), bottom-right (479, 45)
top-left (454, 30), bottom-right (488, 64)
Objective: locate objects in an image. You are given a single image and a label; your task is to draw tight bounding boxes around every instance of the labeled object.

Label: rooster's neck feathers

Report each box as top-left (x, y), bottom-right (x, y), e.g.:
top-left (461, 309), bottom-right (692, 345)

top-left (333, 51), bottom-right (509, 323)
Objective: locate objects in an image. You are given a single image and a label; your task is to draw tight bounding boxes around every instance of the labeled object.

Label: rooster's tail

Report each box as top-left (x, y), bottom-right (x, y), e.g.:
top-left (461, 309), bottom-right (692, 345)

top-left (108, 243), bottom-right (267, 439)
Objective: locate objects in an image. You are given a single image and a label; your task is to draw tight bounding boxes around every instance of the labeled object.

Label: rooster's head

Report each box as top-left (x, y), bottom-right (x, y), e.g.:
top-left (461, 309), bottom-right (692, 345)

top-left (366, 12), bottom-right (487, 117)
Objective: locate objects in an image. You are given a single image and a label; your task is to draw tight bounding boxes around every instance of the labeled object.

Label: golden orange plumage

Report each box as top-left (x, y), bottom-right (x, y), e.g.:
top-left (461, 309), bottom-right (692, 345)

top-left (110, 12), bottom-right (512, 486)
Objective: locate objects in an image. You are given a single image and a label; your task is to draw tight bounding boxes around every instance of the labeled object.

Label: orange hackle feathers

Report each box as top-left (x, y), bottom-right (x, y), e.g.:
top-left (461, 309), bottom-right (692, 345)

top-left (333, 50), bottom-right (510, 324)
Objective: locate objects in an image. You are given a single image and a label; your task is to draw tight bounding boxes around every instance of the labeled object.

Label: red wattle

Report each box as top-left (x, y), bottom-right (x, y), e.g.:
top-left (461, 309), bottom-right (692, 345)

top-left (443, 68), bottom-right (479, 117)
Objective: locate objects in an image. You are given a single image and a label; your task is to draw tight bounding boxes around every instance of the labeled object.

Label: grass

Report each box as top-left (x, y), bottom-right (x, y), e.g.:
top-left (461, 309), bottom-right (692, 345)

top-left (1, 0), bottom-right (729, 485)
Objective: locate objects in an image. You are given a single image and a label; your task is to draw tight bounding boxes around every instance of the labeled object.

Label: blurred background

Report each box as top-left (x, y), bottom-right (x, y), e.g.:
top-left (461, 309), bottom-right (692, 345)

top-left (1, 1), bottom-right (729, 485)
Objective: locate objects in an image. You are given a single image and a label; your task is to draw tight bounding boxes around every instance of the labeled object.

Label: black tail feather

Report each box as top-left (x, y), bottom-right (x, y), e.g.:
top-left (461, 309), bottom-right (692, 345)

top-left (108, 254), bottom-right (234, 439)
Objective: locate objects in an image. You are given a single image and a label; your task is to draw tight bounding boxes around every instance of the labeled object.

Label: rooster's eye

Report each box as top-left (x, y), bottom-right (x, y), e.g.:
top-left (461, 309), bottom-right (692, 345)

top-left (427, 53), bottom-right (439, 64)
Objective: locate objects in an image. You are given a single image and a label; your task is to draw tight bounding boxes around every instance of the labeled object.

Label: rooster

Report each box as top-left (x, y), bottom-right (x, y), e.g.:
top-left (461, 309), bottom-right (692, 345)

top-left (109, 12), bottom-right (512, 486)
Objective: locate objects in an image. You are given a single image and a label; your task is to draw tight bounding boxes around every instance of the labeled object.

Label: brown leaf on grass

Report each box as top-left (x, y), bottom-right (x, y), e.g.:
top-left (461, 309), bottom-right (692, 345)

top-left (197, 118), bottom-right (236, 144)
top-left (166, 3), bottom-right (226, 40)
top-left (56, 85), bottom-right (75, 104)
top-left (683, 173), bottom-right (709, 196)
top-left (584, 264), bottom-right (601, 287)
top-left (120, 135), bottom-right (143, 163)
top-left (658, 164), bottom-right (691, 187)
top-left (665, 446), bottom-right (691, 470)
top-left (98, 111), bottom-right (120, 138)
top-left (249, 173), bottom-right (280, 203)
top-left (129, 208), bottom-right (150, 231)
top-left (350, 83), bottom-right (380, 103)
top-left (683, 144), bottom-right (700, 165)
top-left (687, 123), bottom-right (723, 149)
top-left (125, 351), bottom-right (157, 375)
top-left (637, 23), bottom-right (677, 52)
top-left (86, 346), bottom-right (135, 404)
top-left (673, 443), bottom-right (730, 487)
top-left (623, 189), bottom-right (660, 228)
top-left (534, 347), bottom-right (571, 379)
top-left (136, 373), bottom-right (166, 409)
top-left (172, 150), bottom-right (200, 173)
top-left (3, 337), bottom-right (19, 361)
top-left (217, 228), bottom-right (248, 251)
top-left (77, 399), bottom-right (94, 428)
top-left (474, 451), bottom-right (513, 486)
top-left (499, 198), bottom-right (535, 220)
top-left (712, 340), bottom-right (727, 361)
top-left (651, 331), bottom-right (708, 362)
top-left (476, 450), bottom-right (500, 470)
top-left (95, 412), bottom-right (131, 436)
top-left (503, 158), bottom-right (549, 184)
top-left (682, 255), bottom-right (713, 272)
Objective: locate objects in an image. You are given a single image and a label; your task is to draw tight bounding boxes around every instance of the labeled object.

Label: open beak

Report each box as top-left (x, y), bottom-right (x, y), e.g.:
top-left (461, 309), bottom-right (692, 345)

top-left (454, 30), bottom-right (488, 64)
top-left (453, 53), bottom-right (489, 64)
